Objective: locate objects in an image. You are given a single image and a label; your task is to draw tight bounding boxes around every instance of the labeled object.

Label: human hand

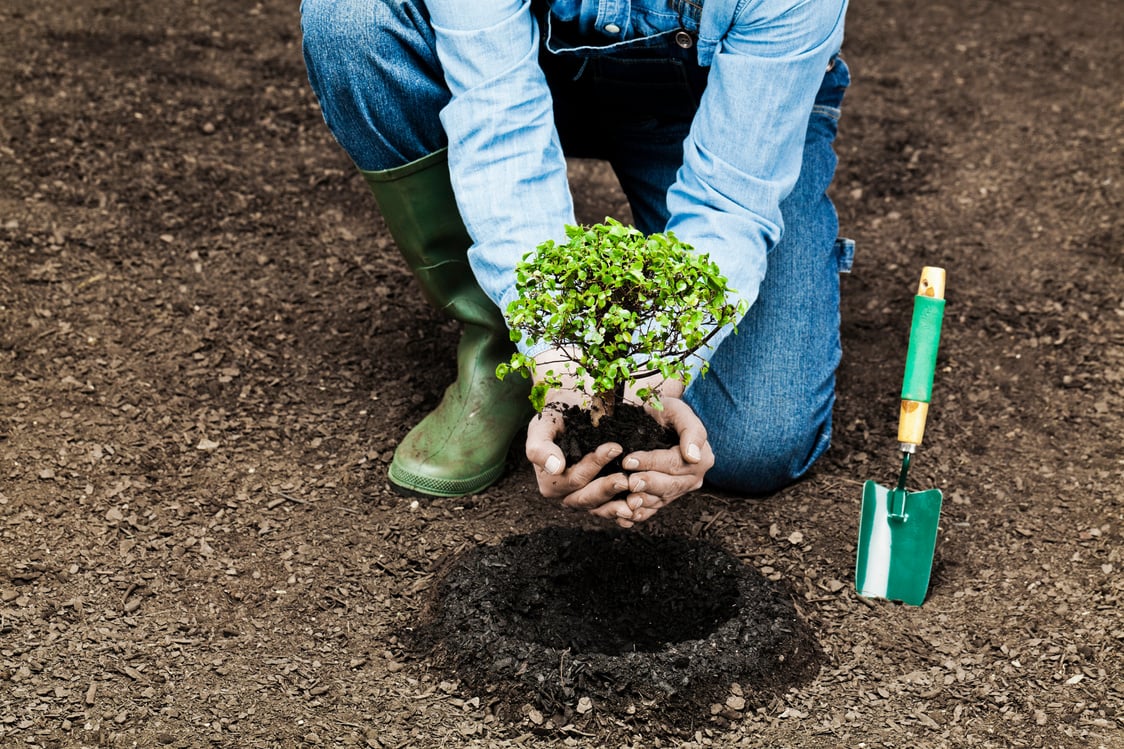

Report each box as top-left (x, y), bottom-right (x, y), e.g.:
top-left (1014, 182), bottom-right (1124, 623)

top-left (613, 395), bottom-right (713, 527)
top-left (523, 347), bottom-right (639, 523)
top-left (525, 391), bottom-right (638, 523)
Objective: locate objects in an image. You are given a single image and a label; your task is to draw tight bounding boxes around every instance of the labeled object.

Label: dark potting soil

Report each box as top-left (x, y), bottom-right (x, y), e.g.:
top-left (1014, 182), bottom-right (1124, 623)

top-left (552, 402), bottom-right (679, 473)
top-left (412, 527), bottom-right (823, 730)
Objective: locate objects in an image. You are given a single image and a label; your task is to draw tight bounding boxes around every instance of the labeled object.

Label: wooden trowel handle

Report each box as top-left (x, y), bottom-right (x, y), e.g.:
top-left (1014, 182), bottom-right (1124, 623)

top-left (898, 267), bottom-right (946, 450)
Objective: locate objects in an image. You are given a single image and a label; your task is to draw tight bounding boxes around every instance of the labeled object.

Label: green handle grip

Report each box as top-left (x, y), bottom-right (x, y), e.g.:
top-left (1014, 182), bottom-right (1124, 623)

top-left (901, 296), bottom-right (945, 402)
top-left (901, 268), bottom-right (946, 404)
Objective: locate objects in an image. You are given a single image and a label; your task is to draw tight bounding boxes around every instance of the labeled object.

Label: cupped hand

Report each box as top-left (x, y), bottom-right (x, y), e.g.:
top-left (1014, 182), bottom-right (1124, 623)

top-left (613, 395), bottom-right (714, 527)
top-left (523, 347), bottom-right (637, 523)
top-left (525, 402), bottom-right (637, 523)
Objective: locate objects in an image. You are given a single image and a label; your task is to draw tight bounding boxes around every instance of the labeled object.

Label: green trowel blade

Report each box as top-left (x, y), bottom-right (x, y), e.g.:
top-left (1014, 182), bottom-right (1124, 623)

top-left (855, 480), bottom-right (943, 606)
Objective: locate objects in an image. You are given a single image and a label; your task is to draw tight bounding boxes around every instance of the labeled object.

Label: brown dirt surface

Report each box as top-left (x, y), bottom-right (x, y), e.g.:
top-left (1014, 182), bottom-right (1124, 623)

top-left (1, 0), bottom-right (1121, 747)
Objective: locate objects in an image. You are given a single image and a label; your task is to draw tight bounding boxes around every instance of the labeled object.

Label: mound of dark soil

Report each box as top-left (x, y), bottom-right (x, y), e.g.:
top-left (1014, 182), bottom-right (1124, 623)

top-left (414, 527), bottom-right (823, 731)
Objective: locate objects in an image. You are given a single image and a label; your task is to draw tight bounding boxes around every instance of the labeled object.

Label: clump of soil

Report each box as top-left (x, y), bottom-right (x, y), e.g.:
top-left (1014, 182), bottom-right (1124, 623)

top-left (413, 527), bottom-right (823, 731)
top-left (552, 402), bottom-right (678, 474)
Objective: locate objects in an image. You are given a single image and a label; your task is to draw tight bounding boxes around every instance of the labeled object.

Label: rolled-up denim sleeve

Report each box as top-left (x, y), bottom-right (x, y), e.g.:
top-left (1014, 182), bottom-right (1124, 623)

top-left (425, 1), bottom-right (575, 345)
top-left (669, 0), bottom-right (847, 377)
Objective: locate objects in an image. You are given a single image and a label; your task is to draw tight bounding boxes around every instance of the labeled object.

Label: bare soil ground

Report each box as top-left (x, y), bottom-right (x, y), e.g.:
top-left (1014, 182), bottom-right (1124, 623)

top-left (1, 0), bottom-right (1122, 747)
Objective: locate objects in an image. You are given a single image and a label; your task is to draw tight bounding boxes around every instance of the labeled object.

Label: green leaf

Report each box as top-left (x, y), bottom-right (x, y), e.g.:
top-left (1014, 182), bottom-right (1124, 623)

top-left (530, 382), bottom-right (549, 413)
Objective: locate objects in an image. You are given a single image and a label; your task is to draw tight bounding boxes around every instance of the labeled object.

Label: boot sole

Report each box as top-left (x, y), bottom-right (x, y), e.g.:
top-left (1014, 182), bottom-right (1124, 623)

top-left (387, 459), bottom-right (506, 498)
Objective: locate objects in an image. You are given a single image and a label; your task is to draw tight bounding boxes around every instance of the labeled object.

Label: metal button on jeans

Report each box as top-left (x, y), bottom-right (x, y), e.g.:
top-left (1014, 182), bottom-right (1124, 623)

top-left (603, 23), bottom-right (621, 34)
top-left (674, 30), bottom-right (694, 49)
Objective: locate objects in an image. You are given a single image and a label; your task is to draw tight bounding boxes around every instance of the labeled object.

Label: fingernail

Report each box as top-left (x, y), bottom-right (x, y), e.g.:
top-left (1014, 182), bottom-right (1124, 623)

top-left (686, 443), bottom-right (701, 461)
top-left (628, 495), bottom-right (643, 510)
top-left (614, 480), bottom-right (628, 493)
top-left (544, 455), bottom-right (562, 475)
top-left (633, 479), bottom-right (646, 493)
top-left (607, 446), bottom-right (622, 458)
top-left (623, 457), bottom-right (639, 470)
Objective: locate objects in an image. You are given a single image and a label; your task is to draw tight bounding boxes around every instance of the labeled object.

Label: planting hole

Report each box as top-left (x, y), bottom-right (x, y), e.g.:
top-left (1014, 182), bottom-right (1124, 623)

top-left (492, 529), bottom-right (739, 655)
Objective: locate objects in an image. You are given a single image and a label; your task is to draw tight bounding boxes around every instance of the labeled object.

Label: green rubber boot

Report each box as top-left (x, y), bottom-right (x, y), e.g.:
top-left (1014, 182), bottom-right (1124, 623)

top-left (361, 150), bottom-right (531, 497)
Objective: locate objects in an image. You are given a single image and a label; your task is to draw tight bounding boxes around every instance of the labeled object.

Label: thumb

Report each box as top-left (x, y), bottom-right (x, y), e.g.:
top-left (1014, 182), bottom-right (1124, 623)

top-left (541, 450), bottom-right (565, 476)
top-left (660, 398), bottom-right (707, 463)
top-left (525, 411), bottom-right (566, 475)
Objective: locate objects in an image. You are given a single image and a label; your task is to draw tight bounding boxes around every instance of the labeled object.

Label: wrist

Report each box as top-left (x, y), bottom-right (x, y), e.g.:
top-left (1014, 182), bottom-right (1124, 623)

top-left (532, 346), bottom-right (593, 409)
top-left (625, 373), bottom-right (684, 406)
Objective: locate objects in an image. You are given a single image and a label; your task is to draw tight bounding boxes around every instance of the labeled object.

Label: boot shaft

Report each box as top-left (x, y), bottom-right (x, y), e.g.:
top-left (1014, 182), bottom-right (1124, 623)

top-left (361, 150), bottom-right (504, 332)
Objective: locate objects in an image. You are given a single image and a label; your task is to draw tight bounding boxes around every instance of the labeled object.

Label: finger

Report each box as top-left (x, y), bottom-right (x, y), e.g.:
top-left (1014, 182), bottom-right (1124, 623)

top-left (622, 448), bottom-right (686, 475)
top-left (540, 467), bottom-right (623, 502)
top-left (565, 442), bottom-right (623, 487)
top-left (628, 471), bottom-right (702, 501)
top-left (541, 443), bottom-right (623, 501)
top-left (624, 486), bottom-right (671, 510)
top-left (607, 499), bottom-right (662, 526)
top-left (629, 505), bottom-right (660, 523)
top-left (624, 438), bottom-right (714, 476)
top-left (560, 472), bottom-right (629, 510)
top-left (585, 496), bottom-right (636, 521)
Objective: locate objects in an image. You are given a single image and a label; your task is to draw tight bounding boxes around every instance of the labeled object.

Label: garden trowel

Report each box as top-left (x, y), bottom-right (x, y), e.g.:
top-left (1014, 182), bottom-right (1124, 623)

top-left (855, 267), bottom-right (946, 606)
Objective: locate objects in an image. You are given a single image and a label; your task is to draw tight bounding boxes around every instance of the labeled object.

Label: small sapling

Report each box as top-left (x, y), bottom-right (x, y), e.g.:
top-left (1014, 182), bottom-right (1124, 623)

top-left (497, 219), bottom-right (746, 441)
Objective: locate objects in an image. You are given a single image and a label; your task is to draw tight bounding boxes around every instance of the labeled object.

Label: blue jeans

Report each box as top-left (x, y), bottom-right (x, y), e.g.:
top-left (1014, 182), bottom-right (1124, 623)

top-left (301, 0), bottom-right (853, 494)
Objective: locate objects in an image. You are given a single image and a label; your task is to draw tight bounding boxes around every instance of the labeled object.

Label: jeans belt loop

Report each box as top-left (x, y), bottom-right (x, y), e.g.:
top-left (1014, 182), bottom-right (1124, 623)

top-left (671, 0), bottom-right (703, 25)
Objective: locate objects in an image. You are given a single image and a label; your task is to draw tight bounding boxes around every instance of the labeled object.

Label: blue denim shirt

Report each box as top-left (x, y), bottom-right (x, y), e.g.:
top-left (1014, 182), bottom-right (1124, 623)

top-left (425, 0), bottom-right (847, 364)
